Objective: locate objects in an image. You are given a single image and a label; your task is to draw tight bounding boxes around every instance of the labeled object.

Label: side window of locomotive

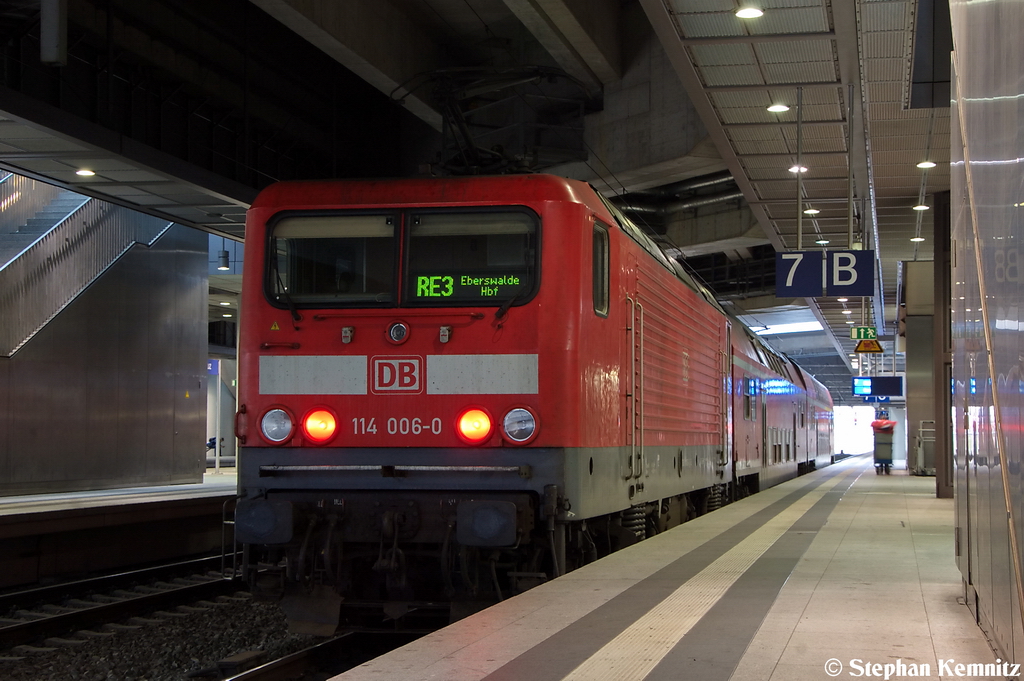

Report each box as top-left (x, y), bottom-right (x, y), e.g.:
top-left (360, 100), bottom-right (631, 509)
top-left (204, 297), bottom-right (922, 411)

top-left (593, 223), bottom-right (610, 317)
top-left (405, 210), bottom-right (538, 306)
top-left (267, 214), bottom-right (396, 306)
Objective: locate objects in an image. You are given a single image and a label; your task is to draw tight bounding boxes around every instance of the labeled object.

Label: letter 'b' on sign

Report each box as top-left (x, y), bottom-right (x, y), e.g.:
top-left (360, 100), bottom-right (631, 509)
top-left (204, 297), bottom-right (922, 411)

top-left (775, 250), bottom-right (874, 298)
top-left (826, 250), bottom-right (874, 296)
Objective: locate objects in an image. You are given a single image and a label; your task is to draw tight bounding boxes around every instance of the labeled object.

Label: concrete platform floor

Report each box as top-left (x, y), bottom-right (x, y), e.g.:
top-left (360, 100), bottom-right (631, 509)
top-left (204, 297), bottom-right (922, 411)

top-left (732, 457), bottom-right (1004, 681)
top-left (335, 455), bottom-right (1008, 681)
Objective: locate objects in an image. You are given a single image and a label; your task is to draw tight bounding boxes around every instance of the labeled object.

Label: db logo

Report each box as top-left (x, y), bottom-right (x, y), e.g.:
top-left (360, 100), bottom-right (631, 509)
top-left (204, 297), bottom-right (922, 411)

top-left (371, 356), bottom-right (422, 393)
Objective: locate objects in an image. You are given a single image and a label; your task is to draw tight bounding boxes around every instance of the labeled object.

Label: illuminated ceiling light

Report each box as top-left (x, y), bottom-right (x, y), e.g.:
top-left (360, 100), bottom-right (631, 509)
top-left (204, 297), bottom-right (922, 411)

top-left (222, 313), bottom-right (232, 318)
top-left (916, 161), bottom-right (937, 169)
top-left (219, 301), bottom-right (231, 306)
top-left (789, 165), bottom-right (808, 173)
top-left (846, 320), bottom-right (854, 324)
top-left (837, 297), bottom-right (849, 302)
top-left (767, 104), bottom-right (790, 112)
top-left (912, 204), bottom-right (930, 211)
top-left (217, 250), bottom-right (230, 270)
top-left (841, 310), bottom-right (853, 315)
top-left (75, 169), bottom-right (95, 176)
top-left (735, 7), bottom-right (764, 18)
top-left (803, 207), bottom-right (820, 215)
top-left (815, 239), bottom-right (829, 245)
top-left (910, 236), bottom-right (925, 242)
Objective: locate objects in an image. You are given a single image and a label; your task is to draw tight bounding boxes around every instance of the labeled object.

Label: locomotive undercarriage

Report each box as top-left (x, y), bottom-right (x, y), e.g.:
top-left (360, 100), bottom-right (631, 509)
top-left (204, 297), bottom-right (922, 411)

top-left (239, 483), bottom-right (734, 633)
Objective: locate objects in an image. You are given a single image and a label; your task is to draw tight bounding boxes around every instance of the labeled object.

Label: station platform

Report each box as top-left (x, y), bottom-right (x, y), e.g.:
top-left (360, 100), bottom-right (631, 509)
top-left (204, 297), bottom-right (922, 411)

top-left (0, 470), bottom-right (236, 520)
top-left (0, 471), bottom-right (236, 589)
top-left (335, 455), bottom-right (1006, 681)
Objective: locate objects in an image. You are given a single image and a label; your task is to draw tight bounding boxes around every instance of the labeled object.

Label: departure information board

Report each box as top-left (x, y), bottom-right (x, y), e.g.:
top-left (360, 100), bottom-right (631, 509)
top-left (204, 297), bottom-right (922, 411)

top-left (852, 376), bottom-right (903, 396)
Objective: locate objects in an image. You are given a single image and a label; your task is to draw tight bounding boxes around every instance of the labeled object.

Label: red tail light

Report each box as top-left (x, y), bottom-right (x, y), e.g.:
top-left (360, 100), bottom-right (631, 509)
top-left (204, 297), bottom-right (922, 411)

top-left (457, 408), bottom-right (492, 444)
top-left (303, 409), bottom-right (338, 443)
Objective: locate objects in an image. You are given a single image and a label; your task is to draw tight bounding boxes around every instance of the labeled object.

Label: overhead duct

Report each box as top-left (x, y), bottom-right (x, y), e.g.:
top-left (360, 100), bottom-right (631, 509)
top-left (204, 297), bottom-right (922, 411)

top-left (613, 189), bottom-right (745, 216)
top-left (652, 171), bottom-right (735, 197)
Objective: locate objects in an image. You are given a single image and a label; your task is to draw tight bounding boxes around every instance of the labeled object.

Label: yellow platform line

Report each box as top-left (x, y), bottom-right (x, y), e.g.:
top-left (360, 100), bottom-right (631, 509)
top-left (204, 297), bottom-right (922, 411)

top-left (560, 469), bottom-right (858, 681)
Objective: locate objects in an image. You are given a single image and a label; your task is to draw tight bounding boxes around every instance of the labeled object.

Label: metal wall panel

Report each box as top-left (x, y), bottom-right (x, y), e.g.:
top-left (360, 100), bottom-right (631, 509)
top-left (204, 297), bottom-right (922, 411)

top-left (0, 223), bottom-right (206, 495)
top-left (951, 0), bottom-right (1024, 660)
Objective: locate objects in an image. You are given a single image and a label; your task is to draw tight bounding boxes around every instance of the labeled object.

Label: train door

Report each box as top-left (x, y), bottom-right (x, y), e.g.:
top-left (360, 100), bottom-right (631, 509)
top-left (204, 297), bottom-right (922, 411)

top-left (722, 323), bottom-right (733, 478)
top-left (793, 413), bottom-right (799, 463)
top-left (761, 385), bottom-right (769, 468)
top-left (622, 253), bottom-right (643, 488)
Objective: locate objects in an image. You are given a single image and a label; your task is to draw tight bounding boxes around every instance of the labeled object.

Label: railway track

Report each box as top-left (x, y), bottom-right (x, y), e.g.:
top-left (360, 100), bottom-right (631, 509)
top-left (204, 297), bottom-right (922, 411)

top-left (0, 556), bottom-right (241, 651)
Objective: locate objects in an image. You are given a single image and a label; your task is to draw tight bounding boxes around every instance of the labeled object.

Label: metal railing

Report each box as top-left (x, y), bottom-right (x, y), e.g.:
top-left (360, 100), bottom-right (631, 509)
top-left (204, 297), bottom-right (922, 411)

top-left (0, 198), bottom-right (173, 356)
top-left (0, 173), bottom-right (64, 235)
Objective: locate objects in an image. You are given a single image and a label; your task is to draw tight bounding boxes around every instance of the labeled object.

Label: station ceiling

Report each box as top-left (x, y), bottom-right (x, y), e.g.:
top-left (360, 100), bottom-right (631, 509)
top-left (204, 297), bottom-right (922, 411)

top-left (0, 0), bottom-right (949, 406)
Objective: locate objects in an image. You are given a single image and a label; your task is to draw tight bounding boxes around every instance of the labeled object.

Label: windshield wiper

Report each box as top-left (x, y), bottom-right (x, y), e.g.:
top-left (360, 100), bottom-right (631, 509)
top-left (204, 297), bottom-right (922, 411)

top-left (495, 281), bottom-right (529, 322)
top-left (495, 249), bottom-right (534, 323)
top-left (270, 255), bottom-right (302, 325)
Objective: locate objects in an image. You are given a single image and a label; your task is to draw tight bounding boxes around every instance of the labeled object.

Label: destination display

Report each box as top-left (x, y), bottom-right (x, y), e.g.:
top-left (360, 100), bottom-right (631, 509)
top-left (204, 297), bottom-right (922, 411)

top-left (852, 376), bottom-right (903, 397)
top-left (411, 270), bottom-right (528, 302)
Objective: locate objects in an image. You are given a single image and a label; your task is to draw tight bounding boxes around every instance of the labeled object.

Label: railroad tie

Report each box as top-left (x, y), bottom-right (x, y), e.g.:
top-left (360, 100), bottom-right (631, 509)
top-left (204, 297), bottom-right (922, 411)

top-left (43, 637), bottom-right (89, 647)
top-left (74, 630), bottom-right (115, 638)
top-left (12, 644), bottom-right (57, 654)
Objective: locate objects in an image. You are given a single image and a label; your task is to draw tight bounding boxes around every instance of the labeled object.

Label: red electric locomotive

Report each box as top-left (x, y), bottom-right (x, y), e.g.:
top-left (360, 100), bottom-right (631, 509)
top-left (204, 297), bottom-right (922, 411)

top-left (234, 174), bottom-right (833, 629)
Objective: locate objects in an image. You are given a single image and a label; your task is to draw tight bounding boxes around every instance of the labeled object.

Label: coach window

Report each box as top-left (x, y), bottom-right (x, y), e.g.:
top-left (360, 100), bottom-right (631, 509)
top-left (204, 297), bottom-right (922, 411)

top-left (743, 377), bottom-right (757, 420)
top-left (267, 213), bottom-right (396, 307)
top-left (593, 223), bottom-right (609, 317)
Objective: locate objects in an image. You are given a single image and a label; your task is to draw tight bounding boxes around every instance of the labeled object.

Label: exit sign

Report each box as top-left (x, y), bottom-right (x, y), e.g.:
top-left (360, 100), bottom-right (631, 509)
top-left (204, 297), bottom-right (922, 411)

top-left (850, 326), bottom-right (877, 340)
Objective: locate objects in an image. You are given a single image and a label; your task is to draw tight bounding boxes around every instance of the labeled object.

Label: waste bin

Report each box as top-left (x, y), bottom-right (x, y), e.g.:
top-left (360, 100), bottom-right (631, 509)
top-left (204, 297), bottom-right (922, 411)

top-left (871, 417), bottom-right (896, 474)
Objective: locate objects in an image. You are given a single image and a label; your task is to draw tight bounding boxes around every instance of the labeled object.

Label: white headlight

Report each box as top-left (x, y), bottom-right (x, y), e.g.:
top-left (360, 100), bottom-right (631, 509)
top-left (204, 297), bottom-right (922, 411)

top-left (503, 408), bottom-right (537, 442)
top-left (261, 408), bottom-right (293, 442)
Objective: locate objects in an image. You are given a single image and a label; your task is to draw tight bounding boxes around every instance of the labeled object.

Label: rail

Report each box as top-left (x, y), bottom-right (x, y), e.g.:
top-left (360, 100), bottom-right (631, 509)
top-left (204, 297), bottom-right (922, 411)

top-left (0, 557), bottom-right (240, 649)
top-left (223, 631), bottom-right (421, 680)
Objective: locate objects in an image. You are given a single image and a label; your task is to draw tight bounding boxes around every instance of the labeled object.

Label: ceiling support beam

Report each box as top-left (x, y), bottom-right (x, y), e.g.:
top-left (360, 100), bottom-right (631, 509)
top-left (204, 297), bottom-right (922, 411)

top-left (738, 151), bottom-right (848, 158)
top-left (723, 120), bottom-right (846, 128)
top-left (704, 81), bottom-right (843, 92)
top-left (681, 31), bottom-right (834, 45)
top-left (501, 0), bottom-right (620, 90)
top-left (250, 0), bottom-right (444, 130)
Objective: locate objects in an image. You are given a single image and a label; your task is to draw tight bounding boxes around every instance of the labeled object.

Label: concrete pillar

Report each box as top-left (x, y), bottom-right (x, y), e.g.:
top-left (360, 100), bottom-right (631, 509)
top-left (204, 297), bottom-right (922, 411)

top-left (904, 261), bottom-right (936, 476)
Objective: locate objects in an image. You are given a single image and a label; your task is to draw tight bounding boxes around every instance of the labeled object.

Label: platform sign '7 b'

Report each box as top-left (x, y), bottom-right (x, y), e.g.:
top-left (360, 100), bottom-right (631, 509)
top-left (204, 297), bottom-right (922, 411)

top-left (775, 250), bottom-right (874, 298)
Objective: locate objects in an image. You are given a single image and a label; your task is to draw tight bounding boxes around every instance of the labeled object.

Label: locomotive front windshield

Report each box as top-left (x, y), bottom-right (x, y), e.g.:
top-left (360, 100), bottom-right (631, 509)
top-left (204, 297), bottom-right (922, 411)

top-left (266, 209), bottom-right (537, 309)
top-left (268, 214), bottom-right (397, 306)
